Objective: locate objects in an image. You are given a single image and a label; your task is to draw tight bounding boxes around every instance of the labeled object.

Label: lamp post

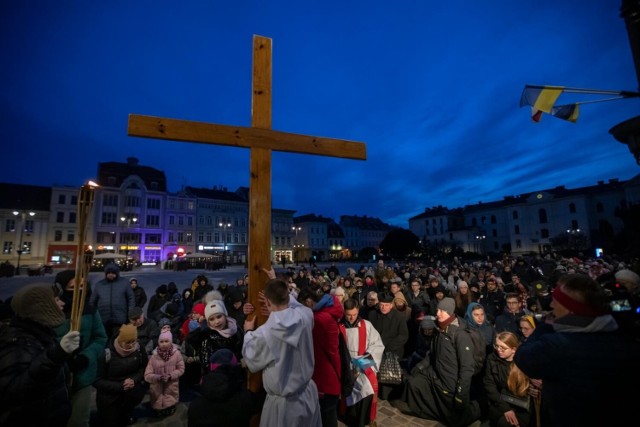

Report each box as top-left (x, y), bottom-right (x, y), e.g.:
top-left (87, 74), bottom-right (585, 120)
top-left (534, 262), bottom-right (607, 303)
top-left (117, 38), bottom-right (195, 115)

top-left (219, 221), bottom-right (231, 267)
top-left (12, 210), bottom-right (35, 276)
top-left (120, 215), bottom-right (138, 269)
top-left (292, 226), bottom-right (301, 265)
top-left (475, 233), bottom-right (486, 256)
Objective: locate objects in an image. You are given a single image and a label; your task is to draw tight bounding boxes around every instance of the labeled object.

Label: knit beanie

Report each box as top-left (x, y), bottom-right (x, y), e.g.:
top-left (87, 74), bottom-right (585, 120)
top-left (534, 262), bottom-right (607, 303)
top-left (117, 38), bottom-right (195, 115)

top-left (11, 284), bottom-right (65, 328)
top-left (117, 323), bottom-right (138, 344)
top-left (192, 303), bottom-right (205, 316)
top-left (55, 270), bottom-right (75, 290)
top-left (615, 269), bottom-right (640, 287)
top-left (457, 280), bottom-right (469, 289)
top-left (159, 330), bottom-right (172, 342)
top-left (437, 297), bottom-right (456, 316)
top-left (209, 348), bottom-right (238, 371)
top-left (205, 300), bottom-right (228, 319)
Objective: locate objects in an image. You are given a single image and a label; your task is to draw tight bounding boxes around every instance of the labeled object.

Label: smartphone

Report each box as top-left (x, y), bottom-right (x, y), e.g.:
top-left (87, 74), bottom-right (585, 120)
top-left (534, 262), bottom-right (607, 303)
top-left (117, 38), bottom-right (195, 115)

top-left (610, 299), bottom-right (631, 312)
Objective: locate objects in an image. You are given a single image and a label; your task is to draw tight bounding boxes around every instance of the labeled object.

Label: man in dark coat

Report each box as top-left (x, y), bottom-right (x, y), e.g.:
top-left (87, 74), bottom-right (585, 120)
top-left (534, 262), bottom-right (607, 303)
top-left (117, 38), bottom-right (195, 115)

top-left (90, 263), bottom-right (135, 338)
top-left (0, 284), bottom-right (80, 426)
top-left (494, 293), bottom-right (526, 336)
top-left (402, 297), bottom-right (481, 427)
top-left (515, 274), bottom-right (640, 426)
top-left (478, 277), bottom-right (505, 324)
top-left (368, 292), bottom-right (408, 400)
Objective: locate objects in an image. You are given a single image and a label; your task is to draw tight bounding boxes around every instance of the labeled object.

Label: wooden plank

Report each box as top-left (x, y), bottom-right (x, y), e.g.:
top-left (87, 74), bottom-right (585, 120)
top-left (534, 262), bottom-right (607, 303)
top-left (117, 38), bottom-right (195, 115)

top-left (128, 114), bottom-right (366, 160)
top-left (247, 35), bottom-right (271, 398)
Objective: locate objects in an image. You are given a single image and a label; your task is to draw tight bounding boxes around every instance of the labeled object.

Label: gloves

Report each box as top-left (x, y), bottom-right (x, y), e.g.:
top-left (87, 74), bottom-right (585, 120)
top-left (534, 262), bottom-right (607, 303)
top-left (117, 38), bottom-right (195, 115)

top-left (69, 354), bottom-right (90, 372)
top-left (60, 330), bottom-right (81, 354)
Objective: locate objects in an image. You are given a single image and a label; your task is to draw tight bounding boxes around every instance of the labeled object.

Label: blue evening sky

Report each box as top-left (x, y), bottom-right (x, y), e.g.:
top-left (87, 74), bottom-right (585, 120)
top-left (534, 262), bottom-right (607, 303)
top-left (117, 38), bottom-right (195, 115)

top-left (2, 1), bottom-right (639, 227)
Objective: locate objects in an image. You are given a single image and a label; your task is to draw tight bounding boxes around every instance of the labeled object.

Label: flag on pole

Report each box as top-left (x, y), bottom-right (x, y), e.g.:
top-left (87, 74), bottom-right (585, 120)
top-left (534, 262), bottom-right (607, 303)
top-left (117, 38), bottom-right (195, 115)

top-left (520, 85), bottom-right (639, 123)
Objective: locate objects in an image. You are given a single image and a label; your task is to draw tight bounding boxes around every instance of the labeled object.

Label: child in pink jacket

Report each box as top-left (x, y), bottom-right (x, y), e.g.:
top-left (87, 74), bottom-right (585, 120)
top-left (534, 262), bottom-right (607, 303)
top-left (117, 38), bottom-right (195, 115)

top-left (144, 330), bottom-right (185, 417)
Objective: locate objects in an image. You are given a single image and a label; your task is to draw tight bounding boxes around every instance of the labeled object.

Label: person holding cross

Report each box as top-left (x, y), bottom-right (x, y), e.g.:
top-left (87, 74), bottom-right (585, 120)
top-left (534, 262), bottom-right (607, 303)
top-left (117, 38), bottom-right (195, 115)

top-left (242, 268), bottom-right (322, 427)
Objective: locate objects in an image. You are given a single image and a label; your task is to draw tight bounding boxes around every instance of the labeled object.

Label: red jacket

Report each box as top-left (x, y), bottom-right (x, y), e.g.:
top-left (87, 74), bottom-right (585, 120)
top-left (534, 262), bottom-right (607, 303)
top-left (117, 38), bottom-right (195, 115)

top-left (311, 294), bottom-right (344, 396)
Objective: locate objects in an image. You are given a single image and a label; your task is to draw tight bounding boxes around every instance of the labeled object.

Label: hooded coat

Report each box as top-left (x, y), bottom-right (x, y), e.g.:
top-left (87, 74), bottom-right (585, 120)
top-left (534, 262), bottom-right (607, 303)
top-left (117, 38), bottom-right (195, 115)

top-left (310, 294), bottom-right (344, 396)
top-left (90, 263), bottom-right (135, 326)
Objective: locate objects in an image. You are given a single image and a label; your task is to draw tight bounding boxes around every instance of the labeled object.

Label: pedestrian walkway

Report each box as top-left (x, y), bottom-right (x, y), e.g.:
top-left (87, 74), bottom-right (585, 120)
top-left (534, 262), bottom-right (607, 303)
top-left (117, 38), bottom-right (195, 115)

top-left (120, 394), bottom-right (447, 426)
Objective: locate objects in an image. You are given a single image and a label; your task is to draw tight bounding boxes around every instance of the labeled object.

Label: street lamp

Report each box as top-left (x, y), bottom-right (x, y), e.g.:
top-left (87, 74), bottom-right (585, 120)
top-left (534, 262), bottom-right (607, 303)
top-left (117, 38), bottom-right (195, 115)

top-left (12, 210), bottom-right (35, 276)
top-left (219, 222), bottom-right (231, 267)
top-left (475, 234), bottom-right (486, 256)
top-left (292, 226), bottom-right (301, 265)
top-left (120, 215), bottom-right (138, 269)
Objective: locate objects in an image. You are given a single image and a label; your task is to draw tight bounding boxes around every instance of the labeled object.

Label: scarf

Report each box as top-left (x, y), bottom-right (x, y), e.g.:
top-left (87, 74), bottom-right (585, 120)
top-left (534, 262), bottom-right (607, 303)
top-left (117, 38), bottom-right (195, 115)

top-left (157, 344), bottom-right (175, 362)
top-left (210, 316), bottom-right (238, 338)
top-left (438, 313), bottom-right (456, 330)
top-left (114, 338), bottom-right (140, 357)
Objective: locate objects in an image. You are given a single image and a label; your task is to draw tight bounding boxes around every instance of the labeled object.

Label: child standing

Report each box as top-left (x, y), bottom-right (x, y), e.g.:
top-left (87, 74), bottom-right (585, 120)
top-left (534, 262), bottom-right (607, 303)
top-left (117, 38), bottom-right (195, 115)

top-left (144, 330), bottom-right (185, 417)
top-left (185, 297), bottom-right (244, 381)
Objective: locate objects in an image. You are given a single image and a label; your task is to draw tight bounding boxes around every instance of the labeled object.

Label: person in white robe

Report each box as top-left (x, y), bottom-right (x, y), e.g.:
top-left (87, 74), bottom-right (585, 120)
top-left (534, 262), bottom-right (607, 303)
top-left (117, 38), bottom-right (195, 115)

top-left (243, 275), bottom-right (322, 427)
top-left (339, 298), bottom-right (385, 427)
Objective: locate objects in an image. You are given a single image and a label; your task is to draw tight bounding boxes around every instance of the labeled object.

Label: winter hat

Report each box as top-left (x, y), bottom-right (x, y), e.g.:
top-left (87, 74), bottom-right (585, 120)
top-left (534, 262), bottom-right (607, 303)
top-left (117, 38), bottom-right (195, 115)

top-left (209, 348), bottom-right (238, 371)
top-left (54, 270), bottom-right (75, 290)
top-left (167, 282), bottom-right (178, 294)
top-left (205, 300), bottom-right (228, 319)
top-left (157, 284), bottom-right (168, 295)
top-left (457, 280), bottom-right (469, 289)
top-left (227, 288), bottom-right (244, 304)
top-left (128, 307), bottom-right (143, 320)
top-left (378, 292), bottom-right (394, 303)
top-left (11, 284), bottom-right (65, 328)
top-left (615, 269), bottom-right (640, 287)
top-left (159, 330), bottom-right (172, 342)
top-left (204, 290), bottom-right (223, 304)
top-left (158, 318), bottom-right (172, 328)
top-left (129, 277), bottom-right (138, 284)
top-left (420, 316), bottom-right (436, 330)
top-left (117, 323), bottom-right (138, 344)
top-left (192, 302), bottom-right (206, 316)
top-left (104, 263), bottom-right (120, 275)
top-left (437, 297), bottom-right (456, 316)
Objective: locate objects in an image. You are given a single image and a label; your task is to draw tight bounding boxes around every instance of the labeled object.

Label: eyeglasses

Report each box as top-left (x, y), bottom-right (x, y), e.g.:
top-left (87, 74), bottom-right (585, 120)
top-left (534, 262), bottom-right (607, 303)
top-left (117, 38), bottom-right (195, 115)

top-left (493, 344), bottom-right (511, 352)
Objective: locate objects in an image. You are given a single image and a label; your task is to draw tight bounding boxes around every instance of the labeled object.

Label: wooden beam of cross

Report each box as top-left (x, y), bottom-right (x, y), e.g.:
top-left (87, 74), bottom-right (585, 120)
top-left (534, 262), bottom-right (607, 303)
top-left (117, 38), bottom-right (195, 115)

top-left (127, 34), bottom-right (366, 390)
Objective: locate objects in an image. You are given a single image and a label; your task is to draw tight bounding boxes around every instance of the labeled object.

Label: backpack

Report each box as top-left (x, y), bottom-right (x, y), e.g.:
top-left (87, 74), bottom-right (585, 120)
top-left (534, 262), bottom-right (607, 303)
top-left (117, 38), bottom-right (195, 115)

top-left (338, 327), bottom-right (356, 397)
top-left (454, 325), bottom-right (486, 376)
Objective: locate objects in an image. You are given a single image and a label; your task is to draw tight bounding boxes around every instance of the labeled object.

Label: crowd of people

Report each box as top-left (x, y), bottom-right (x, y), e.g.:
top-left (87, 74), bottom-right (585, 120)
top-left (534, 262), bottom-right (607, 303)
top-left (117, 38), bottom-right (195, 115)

top-left (0, 252), bottom-right (639, 427)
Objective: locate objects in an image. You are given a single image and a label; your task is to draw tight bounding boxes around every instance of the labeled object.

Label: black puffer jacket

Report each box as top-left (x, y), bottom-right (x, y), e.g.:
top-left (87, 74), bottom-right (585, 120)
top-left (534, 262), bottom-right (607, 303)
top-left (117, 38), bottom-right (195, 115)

top-left (94, 338), bottom-right (148, 409)
top-left (0, 317), bottom-right (72, 427)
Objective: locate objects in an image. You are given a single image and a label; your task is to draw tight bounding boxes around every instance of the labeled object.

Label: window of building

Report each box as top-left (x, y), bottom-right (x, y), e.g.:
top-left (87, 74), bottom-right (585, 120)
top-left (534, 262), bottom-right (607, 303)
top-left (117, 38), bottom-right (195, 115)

top-left (168, 232), bottom-right (174, 243)
top-left (569, 203), bottom-right (576, 214)
top-left (168, 216), bottom-right (174, 225)
top-left (275, 236), bottom-right (280, 245)
top-left (214, 232), bottom-right (220, 243)
top-left (206, 232), bottom-right (212, 243)
top-left (514, 225), bottom-right (520, 234)
top-left (125, 196), bottom-right (140, 208)
top-left (207, 216), bottom-right (213, 226)
top-left (541, 228), bottom-right (550, 238)
top-left (3, 241), bottom-right (13, 254)
top-left (146, 215), bottom-right (160, 227)
top-left (515, 239), bottom-right (522, 249)
top-left (596, 202), bottom-right (604, 213)
top-left (22, 241), bottom-right (32, 254)
top-left (24, 219), bottom-right (34, 232)
top-left (177, 232), bottom-right (184, 242)
top-left (538, 208), bottom-right (548, 224)
top-left (198, 232), bottom-right (204, 242)
top-left (55, 230), bottom-right (62, 241)
top-left (147, 198), bottom-right (161, 210)
top-left (67, 232), bottom-right (74, 242)
top-left (101, 212), bottom-right (117, 225)
top-left (5, 219), bottom-right (15, 232)
top-left (56, 212), bottom-right (64, 223)
top-left (492, 229), bottom-right (497, 237)
top-left (145, 233), bottom-right (162, 244)
top-left (96, 232), bottom-right (116, 244)
top-left (178, 216), bottom-right (184, 226)
top-left (186, 233), bottom-right (192, 243)
top-left (71, 195), bottom-right (77, 205)
top-left (572, 220), bottom-right (579, 230)
top-left (512, 210), bottom-right (519, 220)
top-left (199, 215), bottom-right (204, 225)
top-left (103, 194), bottom-right (118, 206)
top-left (242, 233), bottom-right (247, 244)
top-left (491, 215), bottom-right (496, 224)
top-left (69, 213), bottom-right (76, 224)
top-left (58, 194), bottom-right (66, 204)
top-left (188, 216), bottom-right (193, 226)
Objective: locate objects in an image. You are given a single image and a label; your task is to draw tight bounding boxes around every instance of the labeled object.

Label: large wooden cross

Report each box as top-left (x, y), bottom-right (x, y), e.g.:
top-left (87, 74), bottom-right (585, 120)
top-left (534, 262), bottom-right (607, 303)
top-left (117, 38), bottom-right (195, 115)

top-left (127, 34), bottom-right (366, 387)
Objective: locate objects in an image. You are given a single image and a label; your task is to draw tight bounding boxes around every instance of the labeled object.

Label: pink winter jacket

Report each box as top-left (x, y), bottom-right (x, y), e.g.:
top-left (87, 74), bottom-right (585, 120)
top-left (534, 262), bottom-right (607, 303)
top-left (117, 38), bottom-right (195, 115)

top-left (144, 346), bottom-right (185, 410)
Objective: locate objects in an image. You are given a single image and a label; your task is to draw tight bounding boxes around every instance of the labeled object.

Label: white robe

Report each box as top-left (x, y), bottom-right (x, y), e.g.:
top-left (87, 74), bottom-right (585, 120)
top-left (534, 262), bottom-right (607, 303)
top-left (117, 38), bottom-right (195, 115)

top-left (344, 318), bottom-right (385, 406)
top-left (243, 294), bottom-right (321, 427)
